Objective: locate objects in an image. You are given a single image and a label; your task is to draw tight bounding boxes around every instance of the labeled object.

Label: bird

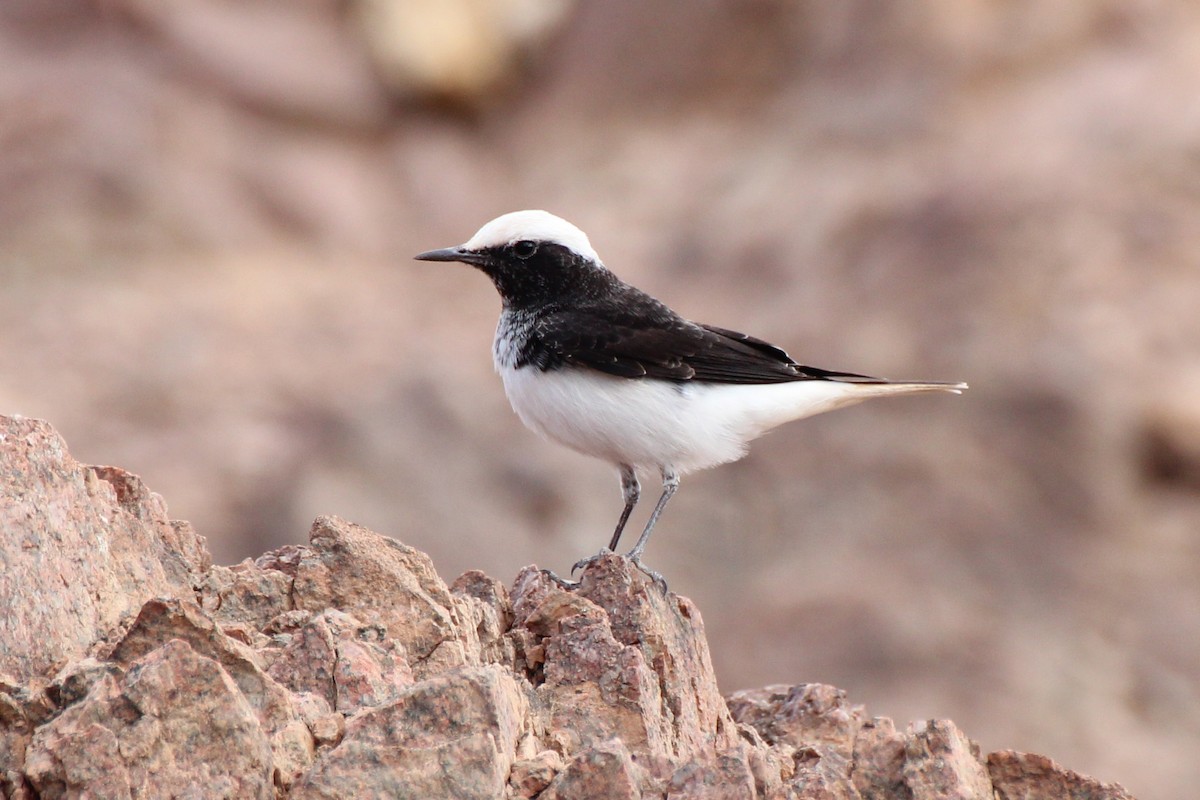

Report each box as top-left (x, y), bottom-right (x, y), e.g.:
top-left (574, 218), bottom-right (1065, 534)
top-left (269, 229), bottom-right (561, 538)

top-left (416, 210), bottom-right (966, 588)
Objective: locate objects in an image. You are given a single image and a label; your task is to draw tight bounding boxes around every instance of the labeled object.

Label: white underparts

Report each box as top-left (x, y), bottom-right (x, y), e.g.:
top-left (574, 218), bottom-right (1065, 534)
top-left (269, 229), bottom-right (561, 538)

top-left (496, 362), bottom-right (960, 475)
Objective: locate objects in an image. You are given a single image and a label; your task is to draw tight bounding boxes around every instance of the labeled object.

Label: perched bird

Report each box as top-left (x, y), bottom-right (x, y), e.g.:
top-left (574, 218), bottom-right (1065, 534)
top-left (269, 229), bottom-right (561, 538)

top-left (416, 210), bottom-right (966, 587)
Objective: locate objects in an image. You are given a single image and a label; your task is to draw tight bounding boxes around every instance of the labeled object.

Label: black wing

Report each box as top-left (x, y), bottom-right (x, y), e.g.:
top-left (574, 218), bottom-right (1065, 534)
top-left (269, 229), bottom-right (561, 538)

top-left (525, 300), bottom-right (881, 385)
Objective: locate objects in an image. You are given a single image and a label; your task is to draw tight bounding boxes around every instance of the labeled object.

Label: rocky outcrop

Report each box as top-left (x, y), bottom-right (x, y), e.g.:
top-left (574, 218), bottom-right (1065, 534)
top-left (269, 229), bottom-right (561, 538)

top-left (0, 414), bottom-right (1136, 799)
top-left (0, 416), bottom-right (211, 685)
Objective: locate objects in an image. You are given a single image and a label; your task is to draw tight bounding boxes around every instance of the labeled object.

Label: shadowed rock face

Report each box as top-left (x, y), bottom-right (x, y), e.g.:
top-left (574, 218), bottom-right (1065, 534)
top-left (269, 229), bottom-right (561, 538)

top-left (0, 414), bottom-right (1135, 799)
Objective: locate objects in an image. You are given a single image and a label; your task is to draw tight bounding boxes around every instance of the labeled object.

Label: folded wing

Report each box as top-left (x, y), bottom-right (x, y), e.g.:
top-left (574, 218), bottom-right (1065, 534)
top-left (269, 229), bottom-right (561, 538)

top-left (524, 304), bottom-right (884, 385)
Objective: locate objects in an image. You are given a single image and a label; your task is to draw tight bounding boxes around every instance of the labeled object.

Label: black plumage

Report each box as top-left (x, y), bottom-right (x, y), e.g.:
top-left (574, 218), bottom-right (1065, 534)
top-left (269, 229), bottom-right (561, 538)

top-left (519, 301), bottom-right (882, 384)
top-left (477, 241), bottom-right (883, 385)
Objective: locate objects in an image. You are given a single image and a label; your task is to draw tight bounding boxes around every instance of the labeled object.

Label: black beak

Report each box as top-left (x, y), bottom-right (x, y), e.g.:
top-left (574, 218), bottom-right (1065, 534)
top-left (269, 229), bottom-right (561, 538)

top-left (414, 246), bottom-right (487, 266)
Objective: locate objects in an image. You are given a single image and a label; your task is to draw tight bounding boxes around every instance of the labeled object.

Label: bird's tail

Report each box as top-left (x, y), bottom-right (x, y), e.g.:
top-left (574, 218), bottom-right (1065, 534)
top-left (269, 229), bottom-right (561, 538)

top-left (795, 364), bottom-right (966, 395)
top-left (748, 377), bottom-right (968, 430)
top-left (823, 379), bottom-right (968, 412)
top-left (841, 379), bottom-right (968, 396)
top-left (684, 376), bottom-right (968, 471)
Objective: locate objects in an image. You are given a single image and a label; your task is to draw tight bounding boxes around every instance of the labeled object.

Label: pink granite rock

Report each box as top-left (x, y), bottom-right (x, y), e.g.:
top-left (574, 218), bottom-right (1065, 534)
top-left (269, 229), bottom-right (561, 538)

top-left (287, 515), bottom-right (480, 678)
top-left (291, 664), bottom-right (528, 800)
top-left (989, 750), bottom-right (1137, 800)
top-left (0, 416), bottom-right (207, 684)
top-left (0, 415), bottom-right (1140, 799)
top-left (24, 639), bottom-right (272, 799)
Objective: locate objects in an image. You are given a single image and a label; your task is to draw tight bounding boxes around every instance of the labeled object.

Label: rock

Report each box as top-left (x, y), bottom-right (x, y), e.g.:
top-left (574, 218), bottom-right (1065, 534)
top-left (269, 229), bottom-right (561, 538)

top-left (291, 664), bottom-right (528, 799)
top-left (286, 515), bottom-right (479, 678)
top-left (264, 608), bottom-right (414, 714)
top-left (45, 658), bottom-right (122, 709)
top-left (0, 416), bottom-right (207, 684)
top-left (106, 598), bottom-right (298, 737)
top-left (289, 690), bottom-right (342, 749)
top-left (272, 718), bottom-right (318, 792)
top-left (309, 712), bottom-right (346, 750)
top-left (199, 559), bottom-right (295, 631)
top-left (514, 555), bottom-right (744, 768)
top-left (508, 749), bottom-right (563, 797)
top-left (727, 683), bottom-right (865, 756)
top-left (574, 556), bottom-right (742, 759)
top-left (104, 597), bottom-right (313, 785)
top-left (0, 415), bottom-right (1139, 798)
top-left (0, 682), bottom-right (34, 800)
top-left (264, 614), bottom-right (338, 708)
top-left (539, 738), bottom-right (643, 800)
top-left (988, 750), bottom-right (1137, 800)
top-left (789, 744), bottom-right (857, 800)
top-left (521, 574), bottom-right (671, 756)
top-left (664, 752), bottom-right (758, 800)
top-left (850, 717), bottom-right (910, 798)
top-left (902, 719), bottom-right (992, 799)
top-left (726, 685), bottom-right (1114, 800)
top-left (452, 569), bottom-right (517, 666)
top-left (24, 639), bottom-right (273, 799)
top-left (88, 465), bottom-right (212, 589)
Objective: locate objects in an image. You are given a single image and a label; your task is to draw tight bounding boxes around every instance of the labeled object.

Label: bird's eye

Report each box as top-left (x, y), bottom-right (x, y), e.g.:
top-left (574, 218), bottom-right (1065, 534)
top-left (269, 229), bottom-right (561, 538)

top-left (513, 240), bottom-right (538, 259)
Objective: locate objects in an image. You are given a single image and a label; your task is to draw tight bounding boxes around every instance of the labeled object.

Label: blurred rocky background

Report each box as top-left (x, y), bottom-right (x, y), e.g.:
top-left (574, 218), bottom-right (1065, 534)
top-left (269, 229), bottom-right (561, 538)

top-left (0, 2), bottom-right (1197, 798)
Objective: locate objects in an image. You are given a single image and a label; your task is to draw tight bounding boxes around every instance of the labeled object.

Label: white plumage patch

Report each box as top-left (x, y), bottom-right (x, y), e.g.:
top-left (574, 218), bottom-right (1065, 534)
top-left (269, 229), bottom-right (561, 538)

top-left (496, 363), bottom-right (948, 475)
top-left (464, 210), bottom-right (602, 263)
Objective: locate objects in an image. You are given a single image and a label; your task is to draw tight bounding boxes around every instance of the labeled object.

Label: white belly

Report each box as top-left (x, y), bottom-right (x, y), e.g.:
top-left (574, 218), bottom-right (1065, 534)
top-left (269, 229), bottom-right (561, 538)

top-left (497, 364), bottom-right (874, 474)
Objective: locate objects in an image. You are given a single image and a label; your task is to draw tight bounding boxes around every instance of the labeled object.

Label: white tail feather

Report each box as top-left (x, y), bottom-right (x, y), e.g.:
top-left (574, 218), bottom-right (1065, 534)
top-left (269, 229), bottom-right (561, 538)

top-left (846, 380), bottom-right (968, 397)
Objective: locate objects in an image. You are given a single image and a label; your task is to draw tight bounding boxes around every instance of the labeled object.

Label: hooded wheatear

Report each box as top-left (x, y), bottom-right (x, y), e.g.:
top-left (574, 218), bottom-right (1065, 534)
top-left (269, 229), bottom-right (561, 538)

top-left (417, 210), bottom-right (966, 587)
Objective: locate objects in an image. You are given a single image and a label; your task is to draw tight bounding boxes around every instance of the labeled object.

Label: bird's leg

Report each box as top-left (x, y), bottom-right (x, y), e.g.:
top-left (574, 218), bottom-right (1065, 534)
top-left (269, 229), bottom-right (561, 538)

top-left (625, 467), bottom-right (678, 590)
top-left (609, 465), bottom-right (641, 551)
top-left (571, 464), bottom-right (639, 576)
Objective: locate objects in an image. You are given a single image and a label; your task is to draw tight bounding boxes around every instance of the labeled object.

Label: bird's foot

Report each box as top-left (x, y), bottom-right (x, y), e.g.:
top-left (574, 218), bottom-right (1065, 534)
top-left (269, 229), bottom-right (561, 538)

top-left (540, 548), bottom-right (617, 590)
top-left (550, 550), bottom-right (669, 593)
top-left (571, 548), bottom-right (613, 576)
top-left (540, 568), bottom-right (580, 590)
top-left (629, 556), bottom-right (669, 593)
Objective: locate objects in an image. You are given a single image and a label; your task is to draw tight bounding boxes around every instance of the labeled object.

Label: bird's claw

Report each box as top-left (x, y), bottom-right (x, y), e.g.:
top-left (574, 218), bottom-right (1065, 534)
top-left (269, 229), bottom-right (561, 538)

top-left (571, 548), bottom-right (612, 576)
top-left (540, 568), bottom-right (580, 590)
top-left (551, 550), bottom-right (669, 594)
top-left (629, 556), bottom-right (669, 593)
top-left (541, 548), bottom-right (615, 590)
